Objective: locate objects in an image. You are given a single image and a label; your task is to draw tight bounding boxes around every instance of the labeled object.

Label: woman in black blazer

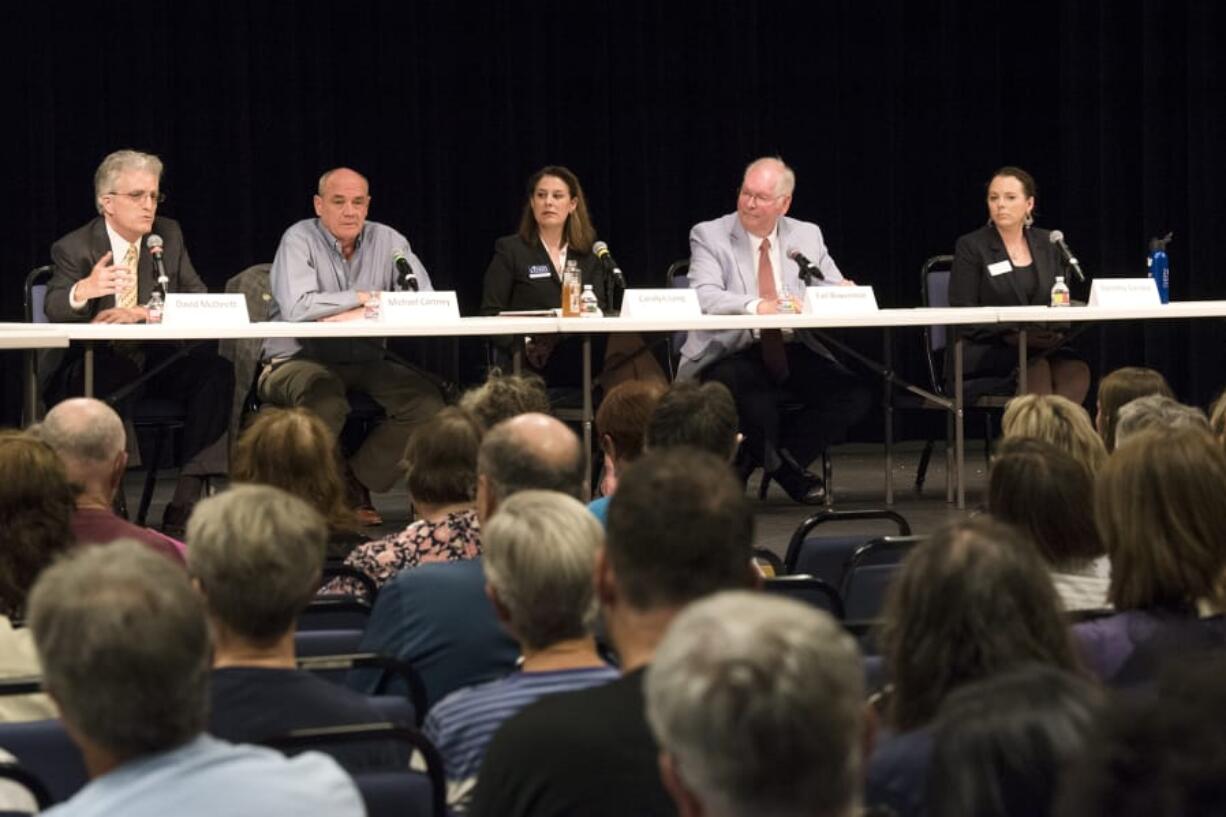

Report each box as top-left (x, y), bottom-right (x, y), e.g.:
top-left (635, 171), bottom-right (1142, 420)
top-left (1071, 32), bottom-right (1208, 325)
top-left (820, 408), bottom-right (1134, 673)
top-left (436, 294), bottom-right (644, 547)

top-left (948, 166), bottom-right (1089, 403)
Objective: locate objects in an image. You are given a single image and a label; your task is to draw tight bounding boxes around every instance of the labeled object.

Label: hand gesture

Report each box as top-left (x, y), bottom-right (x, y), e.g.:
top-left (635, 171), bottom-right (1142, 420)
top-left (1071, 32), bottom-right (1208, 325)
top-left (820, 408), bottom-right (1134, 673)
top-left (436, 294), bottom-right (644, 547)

top-left (79, 252), bottom-right (137, 301)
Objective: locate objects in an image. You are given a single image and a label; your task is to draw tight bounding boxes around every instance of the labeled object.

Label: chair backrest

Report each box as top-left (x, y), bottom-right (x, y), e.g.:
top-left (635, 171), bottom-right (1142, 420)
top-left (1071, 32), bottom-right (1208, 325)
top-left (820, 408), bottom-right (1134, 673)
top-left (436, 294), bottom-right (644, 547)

top-left (295, 628), bottom-right (366, 658)
top-left (320, 563), bottom-right (380, 607)
top-left (24, 267), bottom-right (52, 325)
top-left (763, 575), bottom-right (846, 619)
top-left (0, 761), bottom-right (53, 814)
top-left (841, 535), bottom-right (927, 621)
top-left (921, 255), bottom-right (955, 394)
top-left (0, 719), bottom-right (88, 804)
top-left (299, 597), bottom-right (373, 631)
top-left (783, 509), bottom-right (912, 581)
top-left (296, 652), bottom-right (428, 727)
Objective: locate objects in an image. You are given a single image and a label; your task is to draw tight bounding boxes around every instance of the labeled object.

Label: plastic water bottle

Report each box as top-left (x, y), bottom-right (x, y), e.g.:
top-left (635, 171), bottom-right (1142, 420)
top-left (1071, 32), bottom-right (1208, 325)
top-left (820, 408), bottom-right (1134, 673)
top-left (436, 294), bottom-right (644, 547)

top-left (1147, 232), bottom-right (1173, 304)
top-left (145, 290), bottom-right (164, 324)
top-left (579, 284), bottom-right (599, 317)
top-left (1050, 275), bottom-right (1070, 308)
top-left (364, 291), bottom-right (381, 321)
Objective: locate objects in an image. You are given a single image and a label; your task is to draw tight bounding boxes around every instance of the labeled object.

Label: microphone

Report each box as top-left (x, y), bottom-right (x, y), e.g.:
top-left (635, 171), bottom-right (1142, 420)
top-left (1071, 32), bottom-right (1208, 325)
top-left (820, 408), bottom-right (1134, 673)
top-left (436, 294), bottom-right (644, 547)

top-left (392, 249), bottom-right (419, 291)
top-left (1048, 230), bottom-right (1086, 283)
top-left (787, 249), bottom-right (825, 284)
top-left (591, 241), bottom-right (627, 288)
top-left (147, 234), bottom-right (169, 294)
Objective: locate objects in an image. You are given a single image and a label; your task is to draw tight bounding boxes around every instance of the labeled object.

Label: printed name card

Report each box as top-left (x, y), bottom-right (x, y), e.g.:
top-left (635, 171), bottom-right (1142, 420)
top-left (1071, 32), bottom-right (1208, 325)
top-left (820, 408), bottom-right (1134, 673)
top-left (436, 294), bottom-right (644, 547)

top-left (1088, 278), bottom-right (1161, 308)
top-left (379, 291), bottom-right (461, 324)
top-left (163, 294), bottom-right (250, 327)
top-left (619, 289), bottom-right (702, 319)
top-left (804, 285), bottom-right (879, 314)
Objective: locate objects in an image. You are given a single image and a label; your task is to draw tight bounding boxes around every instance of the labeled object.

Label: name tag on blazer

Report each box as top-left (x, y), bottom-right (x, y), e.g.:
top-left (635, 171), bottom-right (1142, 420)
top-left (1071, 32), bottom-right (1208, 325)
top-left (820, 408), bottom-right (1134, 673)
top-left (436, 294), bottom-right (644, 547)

top-left (988, 260), bottom-right (1012, 277)
top-left (528, 265), bottom-right (551, 279)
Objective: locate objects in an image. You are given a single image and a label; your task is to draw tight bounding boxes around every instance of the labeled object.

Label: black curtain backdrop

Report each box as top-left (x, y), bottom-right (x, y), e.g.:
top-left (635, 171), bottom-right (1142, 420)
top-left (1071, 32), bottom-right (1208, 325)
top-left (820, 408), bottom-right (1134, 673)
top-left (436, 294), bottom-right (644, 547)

top-left (4, 1), bottom-right (1225, 435)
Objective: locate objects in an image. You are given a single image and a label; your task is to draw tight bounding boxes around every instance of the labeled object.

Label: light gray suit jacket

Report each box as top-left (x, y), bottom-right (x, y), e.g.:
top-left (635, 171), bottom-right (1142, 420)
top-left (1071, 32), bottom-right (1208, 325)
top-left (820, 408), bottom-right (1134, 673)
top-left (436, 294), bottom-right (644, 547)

top-left (678, 213), bottom-right (843, 379)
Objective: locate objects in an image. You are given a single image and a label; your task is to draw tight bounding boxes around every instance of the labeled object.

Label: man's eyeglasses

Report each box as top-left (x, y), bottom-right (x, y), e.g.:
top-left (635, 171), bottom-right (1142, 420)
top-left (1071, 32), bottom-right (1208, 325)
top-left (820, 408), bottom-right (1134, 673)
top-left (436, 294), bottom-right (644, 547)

top-left (107, 190), bottom-right (166, 205)
top-left (738, 188), bottom-right (782, 206)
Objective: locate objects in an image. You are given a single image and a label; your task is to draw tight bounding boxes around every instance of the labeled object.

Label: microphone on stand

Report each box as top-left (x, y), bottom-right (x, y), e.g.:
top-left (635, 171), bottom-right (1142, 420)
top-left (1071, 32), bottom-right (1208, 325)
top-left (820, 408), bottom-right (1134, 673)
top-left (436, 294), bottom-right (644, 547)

top-left (787, 249), bottom-right (825, 285)
top-left (1048, 230), bottom-right (1086, 283)
top-left (147, 234), bottom-right (170, 295)
top-left (392, 249), bottom-right (419, 291)
top-left (591, 241), bottom-right (627, 289)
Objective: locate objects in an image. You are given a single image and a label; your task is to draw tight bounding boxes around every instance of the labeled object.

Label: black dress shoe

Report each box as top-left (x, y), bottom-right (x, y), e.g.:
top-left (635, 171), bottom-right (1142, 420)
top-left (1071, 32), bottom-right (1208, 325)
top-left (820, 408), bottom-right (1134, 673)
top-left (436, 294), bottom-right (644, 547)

top-left (160, 502), bottom-right (194, 538)
top-left (767, 460), bottom-right (827, 505)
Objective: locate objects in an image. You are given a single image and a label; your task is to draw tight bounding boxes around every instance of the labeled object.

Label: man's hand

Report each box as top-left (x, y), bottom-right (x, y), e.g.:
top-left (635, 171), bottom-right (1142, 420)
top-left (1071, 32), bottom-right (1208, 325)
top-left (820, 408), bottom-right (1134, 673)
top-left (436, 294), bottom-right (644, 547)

top-left (77, 252), bottom-right (137, 301)
top-left (92, 307), bottom-right (148, 324)
top-left (321, 306), bottom-right (367, 322)
top-left (756, 297), bottom-right (802, 314)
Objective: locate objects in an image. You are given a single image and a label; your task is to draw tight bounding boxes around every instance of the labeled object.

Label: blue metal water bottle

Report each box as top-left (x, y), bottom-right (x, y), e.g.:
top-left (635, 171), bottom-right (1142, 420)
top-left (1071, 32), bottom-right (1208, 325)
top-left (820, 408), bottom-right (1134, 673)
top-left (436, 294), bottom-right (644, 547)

top-left (1147, 232), bottom-right (1173, 304)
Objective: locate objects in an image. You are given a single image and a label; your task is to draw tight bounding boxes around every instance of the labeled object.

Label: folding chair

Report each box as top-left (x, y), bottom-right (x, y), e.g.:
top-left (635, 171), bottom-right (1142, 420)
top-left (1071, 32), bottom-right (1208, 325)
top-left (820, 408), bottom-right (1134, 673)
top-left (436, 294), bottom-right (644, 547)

top-left (782, 509), bottom-right (912, 582)
top-left (763, 576), bottom-right (846, 619)
top-left (296, 652), bottom-right (428, 728)
top-left (841, 535), bottom-right (927, 622)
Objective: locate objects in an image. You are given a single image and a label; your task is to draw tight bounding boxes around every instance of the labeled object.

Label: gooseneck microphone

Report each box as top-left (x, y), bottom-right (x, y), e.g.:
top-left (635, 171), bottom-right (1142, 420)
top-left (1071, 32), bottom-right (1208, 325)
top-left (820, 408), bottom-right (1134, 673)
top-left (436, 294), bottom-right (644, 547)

top-left (787, 249), bottom-right (825, 284)
top-left (147, 233), bottom-right (169, 295)
top-left (1048, 230), bottom-right (1086, 283)
top-left (392, 249), bottom-right (419, 291)
top-left (591, 241), bottom-right (627, 288)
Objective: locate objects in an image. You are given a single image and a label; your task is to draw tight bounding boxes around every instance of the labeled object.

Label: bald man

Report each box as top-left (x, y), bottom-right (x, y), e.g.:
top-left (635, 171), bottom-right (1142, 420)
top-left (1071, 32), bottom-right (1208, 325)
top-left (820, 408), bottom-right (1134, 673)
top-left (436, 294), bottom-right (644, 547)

top-left (475, 412), bottom-right (586, 523)
top-left (259, 168), bottom-right (444, 524)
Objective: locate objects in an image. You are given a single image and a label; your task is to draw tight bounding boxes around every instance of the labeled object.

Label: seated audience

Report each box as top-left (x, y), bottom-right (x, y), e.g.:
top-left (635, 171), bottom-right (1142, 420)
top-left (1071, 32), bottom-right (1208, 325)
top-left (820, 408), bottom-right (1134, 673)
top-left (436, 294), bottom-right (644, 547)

top-left (424, 491), bottom-right (617, 812)
top-left (1094, 366), bottom-right (1173, 452)
top-left (589, 380), bottom-right (666, 525)
top-left (190, 485), bottom-right (400, 772)
top-left (1075, 427), bottom-right (1226, 686)
top-left (470, 447), bottom-right (756, 817)
top-left (645, 380), bottom-right (740, 461)
top-left (0, 433), bottom-right (74, 721)
top-left (458, 370), bottom-right (551, 431)
top-left (928, 665), bottom-right (1102, 817)
top-left (336, 408), bottom-right (483, 593)
top-left (36, 397), bottom-right (184, 563)
top-left (1112, 393), bottom-right (1210, 449)
top-left (232, 407), bottom-right (366, 559)
top-left (645, 591), bottom-right (864, 817)
top-left (1001, 393), bottom-right (1107, 475)
top-left (1210, 387), bottom-right (1226, 446)
top-left (988, 437), bottom-right (1109, 610)
top-left (29, 540), bottom-right (362, 816)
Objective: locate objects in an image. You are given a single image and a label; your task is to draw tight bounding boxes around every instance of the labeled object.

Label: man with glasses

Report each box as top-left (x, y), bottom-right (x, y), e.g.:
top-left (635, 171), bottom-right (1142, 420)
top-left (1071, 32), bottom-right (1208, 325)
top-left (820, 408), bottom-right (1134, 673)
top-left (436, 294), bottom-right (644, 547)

top-left (44, 149), bottom-right (233, 534)
top-left (679, 156), bottom-right (869, 504)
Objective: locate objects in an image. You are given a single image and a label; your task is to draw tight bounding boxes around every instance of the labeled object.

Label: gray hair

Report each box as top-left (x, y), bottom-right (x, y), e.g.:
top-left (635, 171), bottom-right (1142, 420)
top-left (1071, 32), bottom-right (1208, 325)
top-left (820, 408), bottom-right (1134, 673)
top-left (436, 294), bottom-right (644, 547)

top-left (29, 540), bottom-right (208, 760)
top-left (37, 397), bottom-right (125, 465)
top-left (459, 371), bottom-right (551, 431)
top-left (94, 150), bottom-right (163, 213)
top-left (317, 167), bottom-right (370, 196)
top-left (646, 591), bottom-right (864, 817)
top-left (1115, 394), bottom-right (1211, 449)
top-left (478, 416), bottom-right (584, 504)
top-left (745, 156), bottom-right (796, 197)
top-left (187, 484), bottom-right (328, 644)
top-left (482, 490), bottom-right (604, 651)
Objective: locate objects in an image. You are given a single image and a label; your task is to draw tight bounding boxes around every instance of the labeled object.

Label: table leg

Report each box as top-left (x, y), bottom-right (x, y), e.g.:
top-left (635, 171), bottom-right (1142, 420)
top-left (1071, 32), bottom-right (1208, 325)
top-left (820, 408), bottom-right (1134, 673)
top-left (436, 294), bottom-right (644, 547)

top-left (582, 334), bottom-right (593, 502)
top-left (1017, 329), bottom-right (1027, 393)
top-left (883, 328), bottom-right (893, 505)
top-left (955, 336), bottom-right (965, 510)
top-left (84, 342), bottom-right (95, 398)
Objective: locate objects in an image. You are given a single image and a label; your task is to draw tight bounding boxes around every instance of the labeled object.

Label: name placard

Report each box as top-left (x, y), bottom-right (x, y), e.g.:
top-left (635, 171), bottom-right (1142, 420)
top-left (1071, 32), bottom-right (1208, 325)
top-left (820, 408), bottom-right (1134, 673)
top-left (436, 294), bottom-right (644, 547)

top-left (619, 289), bottom-right (702, 319)
top-left (804, 285), bottom-right (879, 314)
top-left (379, 291), bottom-right (461, 324)
top-left (1088, 278), bottom-right (1161, 308)
top-left (163, 294), bottom-right (251, 327)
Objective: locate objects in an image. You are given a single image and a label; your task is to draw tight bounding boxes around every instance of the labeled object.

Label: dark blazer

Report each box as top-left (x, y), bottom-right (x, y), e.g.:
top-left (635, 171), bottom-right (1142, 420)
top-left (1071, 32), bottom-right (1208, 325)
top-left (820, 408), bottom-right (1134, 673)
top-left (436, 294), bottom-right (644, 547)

top-left (480, 234), bottom-right (607, 315)
top-left (45, 216), bottom-right (206, 322)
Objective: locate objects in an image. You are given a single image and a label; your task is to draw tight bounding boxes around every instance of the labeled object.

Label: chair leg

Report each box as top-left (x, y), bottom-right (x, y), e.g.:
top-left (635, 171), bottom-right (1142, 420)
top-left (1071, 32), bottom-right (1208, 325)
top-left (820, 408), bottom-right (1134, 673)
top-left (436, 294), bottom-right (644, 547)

top-left (136, 427), bottom-right (167, 527)
top-left (914, 437), bottom-right (935, 493)
top-left (822, 449), bottom-right (833, 508)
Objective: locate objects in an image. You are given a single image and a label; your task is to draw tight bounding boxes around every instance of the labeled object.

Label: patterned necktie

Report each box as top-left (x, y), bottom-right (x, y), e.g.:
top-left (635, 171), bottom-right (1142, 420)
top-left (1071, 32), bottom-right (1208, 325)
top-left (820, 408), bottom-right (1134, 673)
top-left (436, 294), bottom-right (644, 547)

top-left (757, 237), bottom-right (789, 381)
top-left (118, 243), bottom-right (139, 309)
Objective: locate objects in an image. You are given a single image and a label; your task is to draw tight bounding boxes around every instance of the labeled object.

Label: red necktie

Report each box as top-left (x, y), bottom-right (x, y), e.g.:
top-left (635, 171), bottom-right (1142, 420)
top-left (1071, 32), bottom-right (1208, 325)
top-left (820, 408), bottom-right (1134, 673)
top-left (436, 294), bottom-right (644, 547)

top-left (757, 238), bottom-right (789, 381)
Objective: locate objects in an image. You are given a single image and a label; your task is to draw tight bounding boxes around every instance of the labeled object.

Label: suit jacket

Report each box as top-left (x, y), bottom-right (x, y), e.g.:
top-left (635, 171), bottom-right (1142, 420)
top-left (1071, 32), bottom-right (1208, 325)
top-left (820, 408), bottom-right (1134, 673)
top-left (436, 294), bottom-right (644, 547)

top-left (45, 216), bottom-right (206, 322)
top-left (480, 234), bottom-right (607, 315)
top-left (678, 213), bottom-right (843, 379)
top-left (948, 224), bottom-right (1063, 344)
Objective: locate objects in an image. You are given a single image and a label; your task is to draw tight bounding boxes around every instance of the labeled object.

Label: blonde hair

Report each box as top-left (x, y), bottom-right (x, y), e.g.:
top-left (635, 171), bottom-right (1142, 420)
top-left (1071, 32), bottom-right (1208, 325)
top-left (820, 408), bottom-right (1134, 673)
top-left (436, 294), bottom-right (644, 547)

top-left (1001, 395), bottom-right (1107, 476)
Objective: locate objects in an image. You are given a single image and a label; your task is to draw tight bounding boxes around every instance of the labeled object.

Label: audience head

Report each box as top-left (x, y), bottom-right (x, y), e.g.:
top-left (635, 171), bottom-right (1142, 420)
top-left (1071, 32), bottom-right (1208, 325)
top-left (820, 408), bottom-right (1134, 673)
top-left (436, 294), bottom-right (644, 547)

top-left (1210, 387), bottom-right (1226, 447)
top-left (402, 407), bottom-right (482, 509)
top-left (29, 540), bottom-right (208, 763)
top-left (880, 517), bottom-right (1080, 732)
top-left (988, 437), bottom-right (1104, 568)
top-left (187, 485), bottom-right (328, 646)
top-left (476, 412), bottom-right (584, 522)
top-left (1095, 366), bottom-right (1173, 451)
top-left (1002, 394), bottom-right (1107, 475)
top-left (1095, 427), bottom-right (1226, 612)
top-left (930, 665), bottom-right (1102, 817)
top-left (597, 380), bottom-right (666, 479)
top-left (646, 381), bottom-right (739, 461)
top-left (646, 591), bottom-right (863, 817)
top-left (37, 397), bottom-right (127, 499)
top-left (459, 370), bottom-right (551, 431)
top-left (604, 448), bottom-right (754, 615)
top-left (482, 491), bottom-right (604, 652)
top-left (0, 433), bottom-right (76, 619)
top-left (517, 165), bottom-right (596, 253)
top-left (232, 407), bottom-right (354, 530)
top-left (1113, 394), bottom-right (1210, 449)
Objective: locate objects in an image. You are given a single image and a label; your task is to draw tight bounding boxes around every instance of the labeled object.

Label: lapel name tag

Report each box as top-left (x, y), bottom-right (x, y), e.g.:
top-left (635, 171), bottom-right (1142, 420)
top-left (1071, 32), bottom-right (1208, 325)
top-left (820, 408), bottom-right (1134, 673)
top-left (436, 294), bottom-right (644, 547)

top-left (619, 289), bottom-right (701, 319)
top-left (804, 285), bottom-right (879, 314)
top-left (379, 291), bottom-right (461, 324)
top-left (1088, 278), bottom-right (1161, 307)
top-left (163, 294), bottom-right (250, 327)
top-left (988, 260), bottom-right (1012, 276)
top-left (528, 265), bottom-right (552, 279)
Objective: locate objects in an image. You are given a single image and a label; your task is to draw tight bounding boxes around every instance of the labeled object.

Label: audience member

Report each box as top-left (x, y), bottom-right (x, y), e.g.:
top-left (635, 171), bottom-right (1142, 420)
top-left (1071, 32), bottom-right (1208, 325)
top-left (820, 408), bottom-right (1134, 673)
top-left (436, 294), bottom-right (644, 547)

top-left (231, 407), bottom-right (365, 559)
top-left (1094, 366), bottom-right (1173, 452)
top-left (988, 437), bottom-right (1109, 610)
top-left (1210, 387), bottom-right (1226, 446)
top-left (645, 380), bottom-right (740, 461)
top-left (475, 412), bottom-right (586, 519)
top-left (1075, 427), bottom-right (1226, 686)
top-left (424, 491), bottom-right (617, 812)
top-left (1001, 393), bottom-right (1107, 475)
top-left (36, 397), bottom-right (184, 563)
top-left (1112, 393), bottom-right (1210, 449)
top-left (190, 485), bottom-right (400, 772)
top-left (929, 665), bottom-right (1102, 817)
top-left (590, 380), bottom-right (666, 524)
top-left (458, 370), bottom-right (551, 431)
top-left (30, 540), bottom-right (362, 816)
top-left (470, 447), bottom-right (756, 817)
top-left (646, 591), bottom-right (865, 817)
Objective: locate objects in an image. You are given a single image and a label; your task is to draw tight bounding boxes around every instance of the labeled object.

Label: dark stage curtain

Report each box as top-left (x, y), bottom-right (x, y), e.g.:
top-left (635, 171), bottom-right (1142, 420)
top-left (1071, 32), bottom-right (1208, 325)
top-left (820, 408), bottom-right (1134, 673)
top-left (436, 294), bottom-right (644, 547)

top-left (4, 1), bottom-right (1224, 433)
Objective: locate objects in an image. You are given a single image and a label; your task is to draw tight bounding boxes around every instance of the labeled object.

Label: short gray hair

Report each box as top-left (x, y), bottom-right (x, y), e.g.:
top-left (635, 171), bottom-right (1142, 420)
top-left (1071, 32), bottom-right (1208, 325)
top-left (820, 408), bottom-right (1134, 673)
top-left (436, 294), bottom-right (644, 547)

top-left (1115, 394), bottom-right (1211, 449)
top-left (745, 156), bottom-right (796, 197)
top-left (187, 484), bottom-right (328, 644)
top-left (37, 397), bottom-right (125, 464)
top-left (646, 591), bottom-right (864, 817)
top-left (94, 150), bottom-right (163, 213)
top-left (29, 540), bottom-right (208, 760)
top-left (482, 490), bottom-right (604, 651)
top-left (478, 416), bottom-right (584, 503)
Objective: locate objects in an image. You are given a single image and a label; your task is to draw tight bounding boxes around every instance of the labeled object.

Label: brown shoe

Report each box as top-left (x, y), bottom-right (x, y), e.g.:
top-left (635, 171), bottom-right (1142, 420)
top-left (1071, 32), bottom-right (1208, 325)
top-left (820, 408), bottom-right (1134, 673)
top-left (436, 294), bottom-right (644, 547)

top-left (354, 505), bottom-right (384, 527)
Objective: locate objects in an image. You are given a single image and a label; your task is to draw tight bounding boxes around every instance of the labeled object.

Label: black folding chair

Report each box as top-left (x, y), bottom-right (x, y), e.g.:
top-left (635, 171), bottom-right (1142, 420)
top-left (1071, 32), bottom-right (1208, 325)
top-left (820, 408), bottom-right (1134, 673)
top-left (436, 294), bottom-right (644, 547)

top-left (295, 652), bottom-right (428, 728)
top-left (783, 509), bottom-right (911, 582)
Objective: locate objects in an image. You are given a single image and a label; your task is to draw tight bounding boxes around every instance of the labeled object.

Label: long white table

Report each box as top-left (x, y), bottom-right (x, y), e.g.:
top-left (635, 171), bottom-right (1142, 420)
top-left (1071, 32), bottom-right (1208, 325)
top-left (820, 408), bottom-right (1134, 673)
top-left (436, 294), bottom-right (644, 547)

top-left (0, 324), bottom-right (69, 350)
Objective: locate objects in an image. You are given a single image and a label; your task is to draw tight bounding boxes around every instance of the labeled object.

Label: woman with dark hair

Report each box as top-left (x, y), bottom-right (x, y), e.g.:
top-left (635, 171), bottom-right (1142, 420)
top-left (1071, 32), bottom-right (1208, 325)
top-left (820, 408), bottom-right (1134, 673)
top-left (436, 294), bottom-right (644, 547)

top-left (1095, 366), bottom-right (1174, 452)
top-left (989, 437), bottom-right (1109, 610)
top-left (949, 166), bottom-right (1089, 402)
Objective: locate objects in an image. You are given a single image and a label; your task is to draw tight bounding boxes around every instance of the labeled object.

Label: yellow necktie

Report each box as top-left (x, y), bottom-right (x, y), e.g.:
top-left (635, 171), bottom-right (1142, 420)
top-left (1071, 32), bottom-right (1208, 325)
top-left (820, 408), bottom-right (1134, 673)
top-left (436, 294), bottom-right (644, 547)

top-left (118, 243), bottom-right (139, 309)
